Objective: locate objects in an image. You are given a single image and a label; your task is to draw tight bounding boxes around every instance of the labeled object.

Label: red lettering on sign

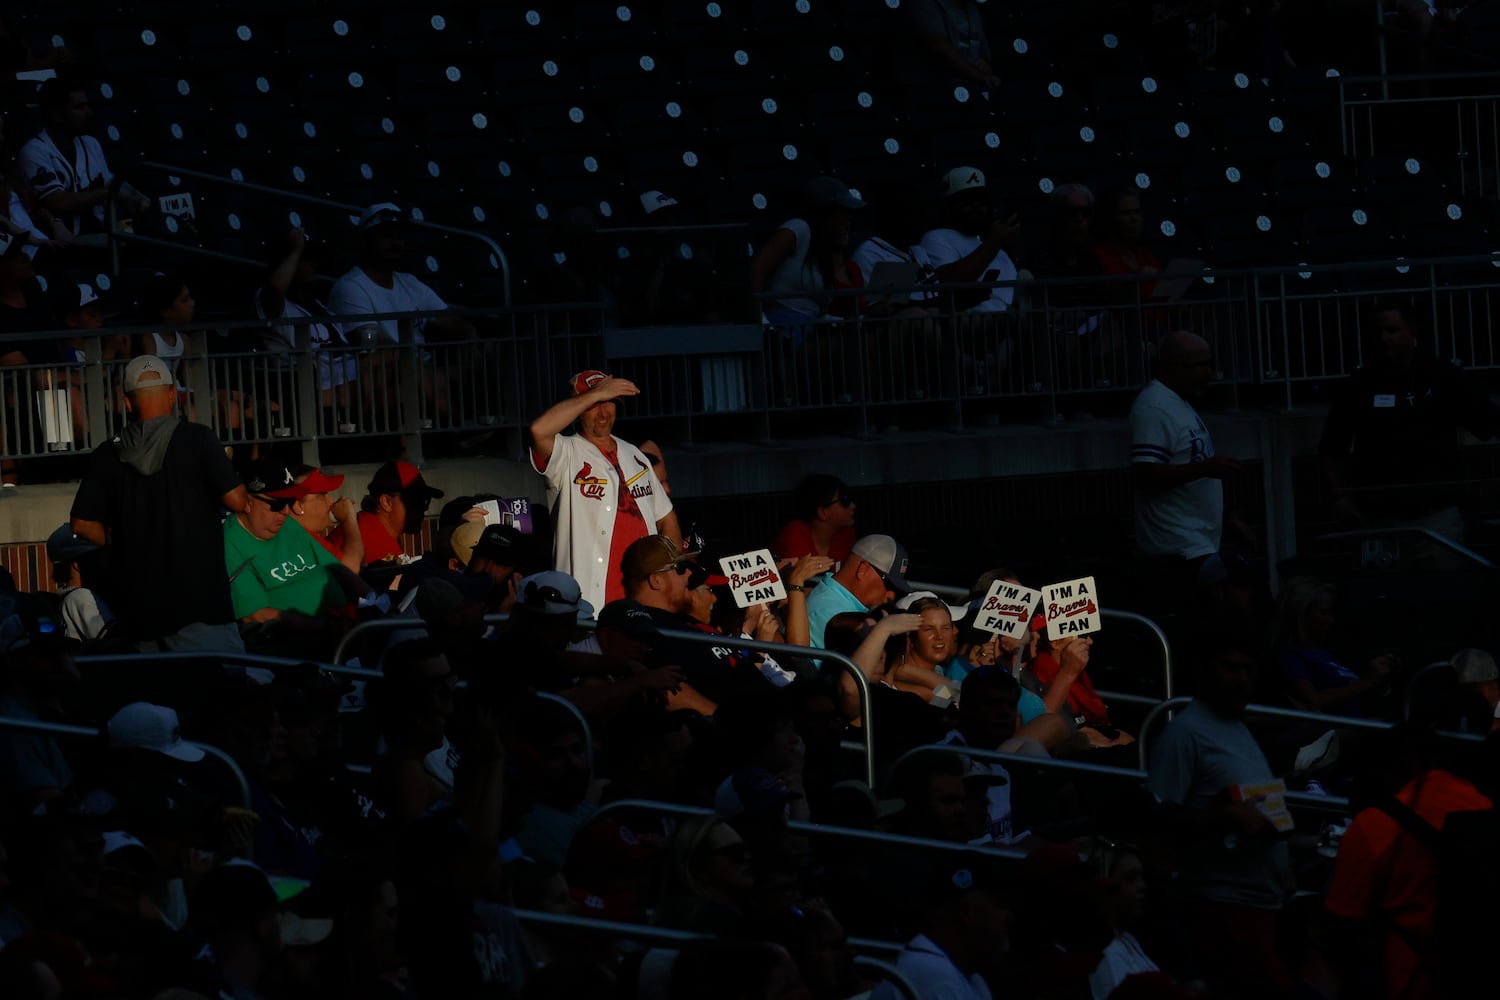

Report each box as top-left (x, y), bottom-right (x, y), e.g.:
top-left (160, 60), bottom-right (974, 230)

top-left (1047, 598), bottom-right (1098, 620)
top-left (729, 568), bottom-right (781, 590)
top-left (981, 596), bottom-right (1032, 620)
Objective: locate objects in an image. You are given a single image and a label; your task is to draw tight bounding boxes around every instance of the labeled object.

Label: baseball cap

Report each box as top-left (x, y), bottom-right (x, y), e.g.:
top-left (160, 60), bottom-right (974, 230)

top-left (63, 283), bottom-right (100, 312)
top-left (915, 854), bottom-right (1011, 911)
top-left (193, 861), bottom-right (280, 932)
top-left (449, 521), bottom-right (485, 568)
top-left (714, 768), bottom-right (802, 821)
top-left (850, 534), bottom-right (911, 594)
top-left (280, 912), bottom-right (335, 948)
top-left (942, 166), bottom-right (988, 197)
top-left (1452, 648), bottom-right (1498, 685)
top-left (827, 779), bottom-right (906, 824)
top-left (107, 702), bottom-right (206, 762)
top-left (567, 820), bottom-right (663, 886)
top-left (354, 202), bottom-right (405, 231)
top-left (803, 175), bottom-right (865, 210)
top-left (640, 190), bottom-right (679, 215)
top-left (896, 590), bottom-right (969, 623)
top-left (517, 570), bottom-right (595, 620)
top-left (291, 466), bottom-right (345, 497)
top-left (621, 535), bottom-right (701, 582)
top-left (367, 460), bottom-right (445, 500)
top-left (241, 461), bottom-right (302, 498)
top-left (122, 355), bottom-right (172, 393)
top-left (47, 523), bottom-right (100, 561)
top-left (687, 562), bottom-right (730, 589)
top-left (571, 369), bottom-right (610, 396)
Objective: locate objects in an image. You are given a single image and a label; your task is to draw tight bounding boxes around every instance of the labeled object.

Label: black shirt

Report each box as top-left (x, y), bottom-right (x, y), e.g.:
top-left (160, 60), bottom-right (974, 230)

top-left (71, 419), bottom-right (240, 639)
top-left (1319, 353), bottom-right (1499, 516)
top-left (607, 599), bottom-right (776, 706)
top-left (0, 277), bottom-right (61, 362)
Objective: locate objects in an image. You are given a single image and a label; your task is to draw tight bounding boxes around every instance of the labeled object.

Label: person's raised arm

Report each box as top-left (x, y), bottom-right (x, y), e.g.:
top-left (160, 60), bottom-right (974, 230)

top-left (655, 509), bottom-right (682, 549)
top-left (330, 497), bottom-right (364, 573)
top-left (1041, 637), bottom-right (1091, 714)
top-left (528, 376), bottom-right (640, 467)
top-left (261, 228), bottom-right (305, 320)
top-left (930, 213), bottom-right (1019, 284)
top-left (783, 554), bottom-right (836, 648)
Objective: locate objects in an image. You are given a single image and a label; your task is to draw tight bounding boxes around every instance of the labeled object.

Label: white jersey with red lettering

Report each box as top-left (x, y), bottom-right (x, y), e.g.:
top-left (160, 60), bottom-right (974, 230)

top-left (532, 433), bottom-right (672, 613)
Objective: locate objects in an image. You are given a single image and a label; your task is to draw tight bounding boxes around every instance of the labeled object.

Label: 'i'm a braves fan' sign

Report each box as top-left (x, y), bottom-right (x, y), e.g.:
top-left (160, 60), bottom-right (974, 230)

top-left (718, 549), bottom-right (786, 608)
top-left (974, 581), bottom-right (1041, 639)
top-left (1043, 576), bottom-right (1102, 640)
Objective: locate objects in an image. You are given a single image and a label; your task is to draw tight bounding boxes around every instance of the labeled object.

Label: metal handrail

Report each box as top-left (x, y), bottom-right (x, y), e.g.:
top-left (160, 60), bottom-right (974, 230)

top-left (331, 612), bottom-right (519, 665)
top-left (0, 715), bottom-right (250, 809)
top-left (589, 797), bottom-right (1027, 860)
top-left (889, 741), bottom-right (1351, 813)
top-left (114, 161), bottom-right (513, 305)
top-left (1136, 696), bottom-right (1483, 771)
top-left (908, 581), bottom-right (1174, 700)
top-left (1314, 527), bottom-right (1496, 571)
top-left (510, 908), bottom-right (918, 994)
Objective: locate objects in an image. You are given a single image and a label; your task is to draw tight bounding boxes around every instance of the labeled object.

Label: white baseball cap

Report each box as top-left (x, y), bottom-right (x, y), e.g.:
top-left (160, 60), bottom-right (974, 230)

top-left (107, 702), bottom-right (205, 762)
top-left (353, 202), bottom-right (405, 231)
top-left (895, 590), bottom-right (969, 623)
top-left (640, 190), bottom-right (679, 215)
top-left (941, 166), bottom-right (987, 197)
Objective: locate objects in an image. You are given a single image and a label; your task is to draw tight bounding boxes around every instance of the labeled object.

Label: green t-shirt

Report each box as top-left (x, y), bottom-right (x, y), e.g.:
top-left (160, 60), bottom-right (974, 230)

top-left (224, 516), bottom-right (344, 619)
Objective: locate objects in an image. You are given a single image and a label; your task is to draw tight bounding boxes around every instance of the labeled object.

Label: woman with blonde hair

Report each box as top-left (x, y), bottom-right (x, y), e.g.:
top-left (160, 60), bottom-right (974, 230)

top-left (653, 816), bottom-right (754, 933)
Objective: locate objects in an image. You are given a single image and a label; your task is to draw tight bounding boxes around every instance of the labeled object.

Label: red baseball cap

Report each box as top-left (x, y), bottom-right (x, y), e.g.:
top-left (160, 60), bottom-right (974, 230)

top-left (571, 370), bottom-right (609, 396)
top-left (366, 460), bottom-right (444, 500)
top-left (291, 467), bottom-right (345, 497)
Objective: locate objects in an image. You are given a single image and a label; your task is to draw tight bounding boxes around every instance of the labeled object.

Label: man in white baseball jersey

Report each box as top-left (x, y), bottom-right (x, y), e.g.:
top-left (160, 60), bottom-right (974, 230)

top-left (530, 370), bottom-right (680, 613)
top-left (1130, 330), bottom-right (1241, 567)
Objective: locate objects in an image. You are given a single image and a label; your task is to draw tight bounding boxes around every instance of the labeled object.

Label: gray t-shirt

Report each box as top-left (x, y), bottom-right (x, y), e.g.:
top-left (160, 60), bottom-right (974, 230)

top-left (1146, 700), bottom-right (1290, 908)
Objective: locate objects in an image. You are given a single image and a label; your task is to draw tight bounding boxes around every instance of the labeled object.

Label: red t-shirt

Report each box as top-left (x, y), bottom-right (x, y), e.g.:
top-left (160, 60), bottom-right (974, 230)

top-left (601, 445), bottom-right (649, 605)
top-left (1029, 650), bottom-right (1111, 726)
top-left (357, 510), bottom-right (404, 566)
top-left (770, 521), bottom-right (856, 563)
top-left (312, 531), bottom-right (344, 561)
top-left (1325, 770), bottom-right (1492, 999)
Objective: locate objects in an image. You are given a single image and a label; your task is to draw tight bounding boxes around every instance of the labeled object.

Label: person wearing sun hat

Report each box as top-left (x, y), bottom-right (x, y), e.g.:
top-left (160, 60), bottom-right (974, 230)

top-left (529, 368), bottom-right (679, 613)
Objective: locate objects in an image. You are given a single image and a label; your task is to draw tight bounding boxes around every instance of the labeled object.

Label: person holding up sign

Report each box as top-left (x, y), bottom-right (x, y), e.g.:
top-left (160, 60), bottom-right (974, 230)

top-left (530, 371), bottom-right (680, 613)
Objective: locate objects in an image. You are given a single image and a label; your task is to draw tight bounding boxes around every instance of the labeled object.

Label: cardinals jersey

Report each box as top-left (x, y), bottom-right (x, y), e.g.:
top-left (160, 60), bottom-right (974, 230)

top-left (532, 433), bottom-right (672, 613)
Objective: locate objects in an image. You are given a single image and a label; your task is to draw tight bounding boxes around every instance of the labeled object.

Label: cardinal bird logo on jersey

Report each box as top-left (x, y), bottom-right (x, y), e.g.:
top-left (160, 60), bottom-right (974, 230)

top-left (574, 463), bottom-right (609, 500)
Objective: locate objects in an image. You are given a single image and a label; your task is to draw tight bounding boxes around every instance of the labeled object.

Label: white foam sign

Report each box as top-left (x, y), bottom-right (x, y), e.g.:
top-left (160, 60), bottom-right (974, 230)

top-left (158, 192), bottom-right (196, 221)
top-left (974, 580), bottom-right (1041, 639)
top-left (718, 548), bottom-right (786, 608)
top-left (1042, 576), bottom-right (1102, 640)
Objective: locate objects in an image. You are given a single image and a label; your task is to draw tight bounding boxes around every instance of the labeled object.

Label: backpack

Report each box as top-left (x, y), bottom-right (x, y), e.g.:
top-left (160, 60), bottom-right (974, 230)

top-left (1376, 777), bottom-right (1500, 999)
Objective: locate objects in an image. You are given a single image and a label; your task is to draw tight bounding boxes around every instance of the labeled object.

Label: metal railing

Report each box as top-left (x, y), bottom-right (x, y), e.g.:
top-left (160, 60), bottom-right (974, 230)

top-left (1341, 65), bottom-right (1500, 194)
top-left (910, 580), bottom-right (1175, 701)
top-left (1315, 526), bottom-right (1496, 571)
top-left (0, 714), bottom-right (250, 809)
top-left (109, 162), bottom-right (514, 305)
top-left (511, 909), bottom-right (920, 998)
top-left (589, 797), bottom-right (1027, 861)
top-left (889, 742), bottom-right (1352, 815)
top-left (1136, 695), bottom-right (1484, 771)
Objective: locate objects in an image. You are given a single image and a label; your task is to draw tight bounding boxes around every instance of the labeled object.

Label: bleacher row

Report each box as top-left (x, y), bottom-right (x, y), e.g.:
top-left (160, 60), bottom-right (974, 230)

top-left (9, 1), bottom-right (1497, 304)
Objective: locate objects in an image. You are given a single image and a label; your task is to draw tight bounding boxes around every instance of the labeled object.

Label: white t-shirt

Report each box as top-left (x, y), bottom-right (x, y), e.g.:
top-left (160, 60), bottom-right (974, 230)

top-left (327, 267), bottom-right (447, 346)
top-left (530, 432), bottom-right (672, 614)
top-left (18, 129), bottom-right (113, 234)
top-left (1089, 932), bottom-right (1159, 1000)
top-left (850, 237), bottom-right (938, 302)
top-left (765, 217), bottom-right (826, 317)
top-left (1129, 379), bottom-right (1223, 560)
top-left (918, 227), bottom-right (1017, 312)
top-left (6, 191), bottom-right (49, 258)
top-left (253, 288), bottom-right (357, 391)
top-left (870, 934), bottom-right (992, 1000)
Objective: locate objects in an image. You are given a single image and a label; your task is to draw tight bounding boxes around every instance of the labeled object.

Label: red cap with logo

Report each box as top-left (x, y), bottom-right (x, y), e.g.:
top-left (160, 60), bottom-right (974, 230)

top-left (571, 370), bottom-right (609, 396)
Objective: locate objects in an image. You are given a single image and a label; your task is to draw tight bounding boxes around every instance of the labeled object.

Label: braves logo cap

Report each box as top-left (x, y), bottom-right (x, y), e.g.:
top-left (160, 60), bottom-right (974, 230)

top-left (941, 166), bottom-right (987, 197)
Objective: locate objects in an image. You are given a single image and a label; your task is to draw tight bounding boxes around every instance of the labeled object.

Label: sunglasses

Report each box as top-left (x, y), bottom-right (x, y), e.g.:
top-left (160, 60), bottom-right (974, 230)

top-left (253, 494), bottom-right (296, 512)
top-left (523, 583), bottom-right (571, 608)
top-left (823, 495), bottom-right (854, 508)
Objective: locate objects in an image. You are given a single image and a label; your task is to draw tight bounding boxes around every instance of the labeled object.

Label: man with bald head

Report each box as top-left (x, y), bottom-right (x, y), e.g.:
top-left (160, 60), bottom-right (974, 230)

top-left (1130, 331), bottom-right (1241, 578)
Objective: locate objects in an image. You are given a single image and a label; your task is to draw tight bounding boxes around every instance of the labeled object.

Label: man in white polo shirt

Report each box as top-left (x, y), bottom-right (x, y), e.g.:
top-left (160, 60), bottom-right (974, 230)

top-left (1130, 331), bottom-right (1242, 580)
top-left (530, 370), bottom-right (679, 613)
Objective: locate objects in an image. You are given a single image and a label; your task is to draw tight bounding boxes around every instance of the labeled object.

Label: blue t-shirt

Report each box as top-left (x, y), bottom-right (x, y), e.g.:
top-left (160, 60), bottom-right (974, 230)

top-left (1275, 643), bottom-right (1363, 717)
top-left (945, 657), bottom-right (1048, 723)
top-left (805, 576), bottom-right (868, 650)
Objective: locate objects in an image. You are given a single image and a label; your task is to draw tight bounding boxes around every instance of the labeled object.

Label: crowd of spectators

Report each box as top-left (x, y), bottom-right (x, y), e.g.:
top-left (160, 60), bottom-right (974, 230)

top-left (0, 334), bottom-right (1489, 998)
top-left (2, 7), bottom-right (1500, 1000)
